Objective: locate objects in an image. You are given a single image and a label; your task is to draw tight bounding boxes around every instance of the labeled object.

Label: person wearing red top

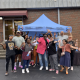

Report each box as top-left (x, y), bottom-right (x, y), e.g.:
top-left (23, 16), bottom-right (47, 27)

top-left (59, 39), bottom-right (78, 75)
top-left (37, 34), bottom-right (49, 70)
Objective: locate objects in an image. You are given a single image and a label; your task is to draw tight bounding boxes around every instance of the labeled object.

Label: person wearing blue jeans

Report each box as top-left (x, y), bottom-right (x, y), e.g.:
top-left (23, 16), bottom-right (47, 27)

top-left (23, 60), bottom-right (29, 69)
top-left (37, 33), bottom-right (49, 70)
top-left (38, 51), bottom-right (48, 70)
top-left (22, 38), bottom-right (33, 73)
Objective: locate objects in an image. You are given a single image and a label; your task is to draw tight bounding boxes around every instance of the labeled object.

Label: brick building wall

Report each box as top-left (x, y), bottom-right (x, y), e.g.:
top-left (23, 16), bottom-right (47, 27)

top-left (0, 20), bottom-right (3, 42)
top-left (0, 8), bottom-right (80, 47)
top-left (23, 8), bottom-right (80, 47)
top-left (60, 8), bottom-right (80, 47)
top-left (23, 9), bottom-right (58, 24)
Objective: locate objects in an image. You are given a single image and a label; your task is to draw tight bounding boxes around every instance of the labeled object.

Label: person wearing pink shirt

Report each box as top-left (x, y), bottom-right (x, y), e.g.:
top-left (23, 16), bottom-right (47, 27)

top-left (37, 34), bottom-right (49, 70)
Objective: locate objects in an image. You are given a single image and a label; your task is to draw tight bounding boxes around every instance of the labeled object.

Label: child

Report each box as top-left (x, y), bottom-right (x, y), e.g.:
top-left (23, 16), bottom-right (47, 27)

top-left (22, 38), bottom-right (33, 73)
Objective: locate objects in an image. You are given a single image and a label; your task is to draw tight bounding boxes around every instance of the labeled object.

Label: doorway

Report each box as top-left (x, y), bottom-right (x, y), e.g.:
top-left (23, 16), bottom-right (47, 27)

top-left (4, 19), bottom-right (23, 40)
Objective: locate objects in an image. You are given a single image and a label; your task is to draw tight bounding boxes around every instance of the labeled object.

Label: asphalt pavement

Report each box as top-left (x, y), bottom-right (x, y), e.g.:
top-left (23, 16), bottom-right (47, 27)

top-left (0, 59), bottom-right (80, 80)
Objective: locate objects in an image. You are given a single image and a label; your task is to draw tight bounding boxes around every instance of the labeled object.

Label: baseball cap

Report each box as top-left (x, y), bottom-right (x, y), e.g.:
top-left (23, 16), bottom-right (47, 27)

top-left (17, 31), bottom-right (20, 33)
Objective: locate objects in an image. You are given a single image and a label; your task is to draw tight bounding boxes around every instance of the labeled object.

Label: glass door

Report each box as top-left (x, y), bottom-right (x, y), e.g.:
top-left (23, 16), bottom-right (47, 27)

top-left (5, 20), bottom-right (13, 40)
top-left (14, 20), bottom-right (22, 34)
top-left (4, 19), bottom-right (23, 40)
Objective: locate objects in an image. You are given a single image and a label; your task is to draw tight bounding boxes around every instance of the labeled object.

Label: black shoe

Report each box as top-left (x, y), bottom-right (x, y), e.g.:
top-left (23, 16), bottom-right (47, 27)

top-left (48, 64), bottom-right (51, 66)
top-left (33, 64), bottom-right (36, 67)
top-left (37, 63), bottom-right (39, 66)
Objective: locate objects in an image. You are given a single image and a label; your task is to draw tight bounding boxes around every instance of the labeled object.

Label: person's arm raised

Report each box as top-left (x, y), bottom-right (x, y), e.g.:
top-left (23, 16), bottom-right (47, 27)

top-left (33, 32), bottom-right (37, 40)
top-left (46, 29), bottom-right (52, 37)
top-left (54, 32), bottom-right (56, 40)
top-left (12, 28), bottom-right (15, 36)
top-left (0, 43), bottom-right (6, 50)
top-left (27, 31), bottom-right (29, 35)
top-left (58, 40), bottom-right (62, 48)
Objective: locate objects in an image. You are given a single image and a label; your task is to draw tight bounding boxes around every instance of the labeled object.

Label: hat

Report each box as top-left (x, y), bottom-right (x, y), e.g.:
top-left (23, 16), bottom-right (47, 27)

top-left (17, 31), bottom-right (20, 33)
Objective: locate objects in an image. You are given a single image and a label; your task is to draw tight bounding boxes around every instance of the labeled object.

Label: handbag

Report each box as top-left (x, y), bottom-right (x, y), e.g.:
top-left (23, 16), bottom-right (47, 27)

top-left (61, 45), bottom-right (66, 56)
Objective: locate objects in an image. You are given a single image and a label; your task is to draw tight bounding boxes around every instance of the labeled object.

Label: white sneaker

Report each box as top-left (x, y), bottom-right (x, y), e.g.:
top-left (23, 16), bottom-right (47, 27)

top-left (71, 66), bottom-right (73, 71)
top-left (29, 64), bottom-right (31, 66)
top-left (46, 67), bottom-right (48, 70)
top-left (39, 66), bottom-right (43, 70)
top-left (26, 68), bottom-right (29, 73)
top-left (68, 67), bottom-right (70, 69)
top-left (22, 69), bottom-right (25, 74)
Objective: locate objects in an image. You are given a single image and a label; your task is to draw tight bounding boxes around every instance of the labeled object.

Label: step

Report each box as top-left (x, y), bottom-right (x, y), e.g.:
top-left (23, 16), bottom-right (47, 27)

top-left (0, 50), bottom-right (6, 53)
top-left (0, 47), bottom-right (4, 50)
top-left (0, 56), bottom-right (6, 59)
top-left (0, 49), bottom-right (6, 58)
top-left (0, 45), bottom-right (4, 50)
top-left (0, 53), bottom-right (6, 56)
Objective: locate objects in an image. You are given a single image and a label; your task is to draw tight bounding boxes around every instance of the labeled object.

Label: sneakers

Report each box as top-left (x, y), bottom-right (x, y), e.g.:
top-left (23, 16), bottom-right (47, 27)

top-left (11, 70), bottom-right (17, 73)
top-left (37, 63), bottom-right (39, 66)
top-left (19, 65), bottom-right (23, 68)
top-left (46, 67), bottom-right (48, 70)
top-left (71, 66), bottom-right (73, 71)
top-left (5, 72), bottom-right (9, 76)
top-left (33, 64), bottom-right (36, 67)
top-left (32, 62), bottom-right (34, 66)
top-left (26, 68), bottom-right (29, 73)
top-left (29, 64), bottom-right (31, 66)
top-left (14, 65), bottom-right (23, 70)
top-left (39, 66), bottom-right (43, 70)
top-left (22, 69), bottom-right (25, 74)
top-left (14, 66), bottom-right (16, 70)
top-left (56, 70), bottom-right (59, 74)
top-left (49, 69), bottom-right (55, 71)
top-left (68, 67), bottom-right (70, 69)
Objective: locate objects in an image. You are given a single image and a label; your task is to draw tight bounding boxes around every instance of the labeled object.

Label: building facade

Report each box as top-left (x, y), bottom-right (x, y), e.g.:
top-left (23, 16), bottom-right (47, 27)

top-left (0, 0), bottom-right (80, 46)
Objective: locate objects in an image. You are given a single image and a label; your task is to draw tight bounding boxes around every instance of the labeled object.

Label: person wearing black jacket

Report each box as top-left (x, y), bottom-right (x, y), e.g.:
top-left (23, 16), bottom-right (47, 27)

top-left (47, 37), bottom-right (59, 74)
top-left (68, 35), bottom-right (75, 71)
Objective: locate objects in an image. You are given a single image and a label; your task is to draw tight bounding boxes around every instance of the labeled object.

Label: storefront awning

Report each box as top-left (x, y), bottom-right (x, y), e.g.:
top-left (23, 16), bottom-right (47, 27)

top-left (0, 10), bottom-right (28, 17)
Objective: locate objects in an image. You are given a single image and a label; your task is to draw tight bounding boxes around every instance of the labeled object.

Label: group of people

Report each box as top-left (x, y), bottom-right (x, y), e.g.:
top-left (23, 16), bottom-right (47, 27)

top-left (0, 29), bottom-right (80, 76)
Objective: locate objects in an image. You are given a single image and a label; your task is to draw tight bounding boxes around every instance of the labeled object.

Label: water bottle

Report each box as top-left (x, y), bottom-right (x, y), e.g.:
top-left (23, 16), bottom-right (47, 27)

top-left (76, 47), bottom-right (78, 51)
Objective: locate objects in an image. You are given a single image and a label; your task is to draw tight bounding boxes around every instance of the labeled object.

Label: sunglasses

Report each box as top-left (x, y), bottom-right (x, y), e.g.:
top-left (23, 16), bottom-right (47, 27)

top-left (44, 36), bottom-right (47, 37)
top-left (17, 32), bottom-right (20, 34)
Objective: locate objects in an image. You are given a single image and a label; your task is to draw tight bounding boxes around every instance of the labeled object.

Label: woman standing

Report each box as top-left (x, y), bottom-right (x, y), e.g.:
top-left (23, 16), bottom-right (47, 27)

top-left (47, 37), bottom-right (59, 74)
top-left (37, 34), bottom-right (49, 70)
top-left (0, 35), bottom-right (17, 76)
top-left (22, 38), bottom-right (33, 73)
top-left (32, 36), bottom-right (39, 67)
top-left (59, 39), bottom-right (78, 75)
top-left (68, 35), bottom-right (75, 71)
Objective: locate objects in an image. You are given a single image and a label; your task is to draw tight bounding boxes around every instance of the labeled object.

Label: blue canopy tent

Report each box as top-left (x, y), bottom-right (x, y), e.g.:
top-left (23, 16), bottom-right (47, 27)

top-left (18, 14), bottom-right (72, 37)
top-left (18, 14), bottom-right (72, 33)
top-left (18, 14), bottom-right (72, 51)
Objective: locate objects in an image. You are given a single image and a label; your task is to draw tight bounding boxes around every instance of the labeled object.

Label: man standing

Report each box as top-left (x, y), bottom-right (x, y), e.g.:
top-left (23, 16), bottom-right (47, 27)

top-left (12, 31), bottom-right (25, 70)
